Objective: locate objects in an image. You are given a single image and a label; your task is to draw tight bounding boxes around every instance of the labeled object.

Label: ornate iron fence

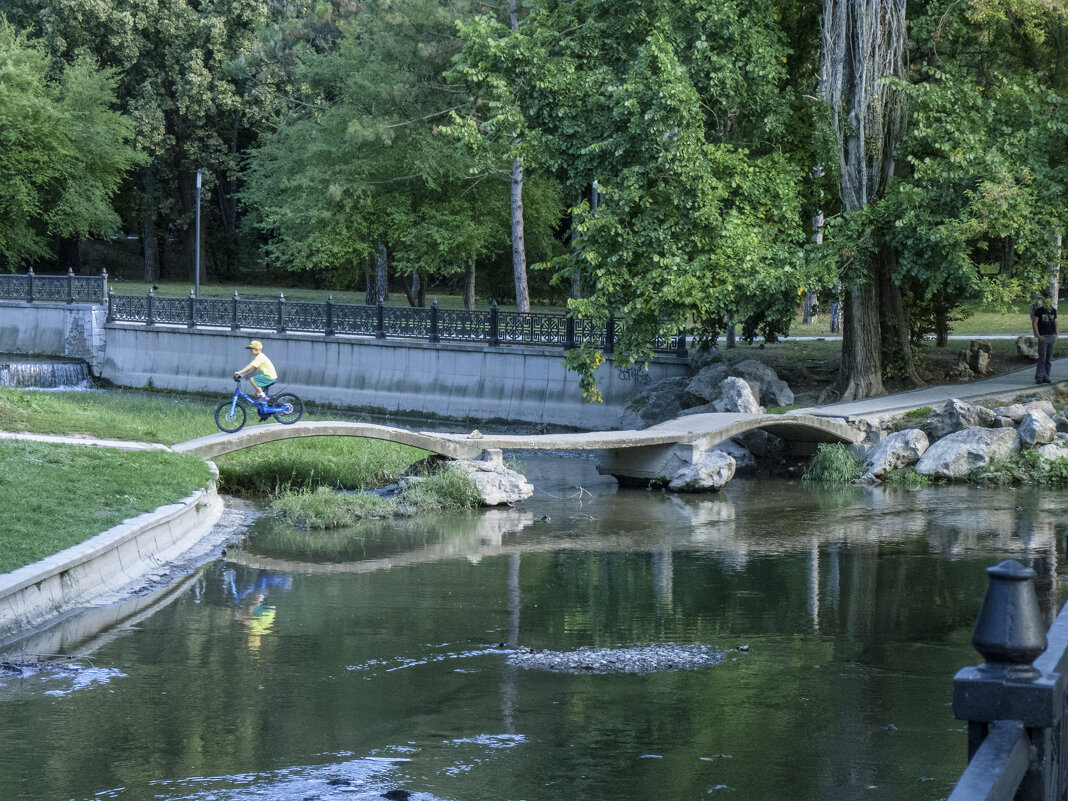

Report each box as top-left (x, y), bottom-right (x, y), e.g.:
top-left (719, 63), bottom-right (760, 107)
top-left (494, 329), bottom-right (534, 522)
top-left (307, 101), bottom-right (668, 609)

top-left (950, 560), bottom-right (1068, 800)
top-left (0, 268), bottom-right (108, 305)
top-left (104, 289), bottom-right (688, 355)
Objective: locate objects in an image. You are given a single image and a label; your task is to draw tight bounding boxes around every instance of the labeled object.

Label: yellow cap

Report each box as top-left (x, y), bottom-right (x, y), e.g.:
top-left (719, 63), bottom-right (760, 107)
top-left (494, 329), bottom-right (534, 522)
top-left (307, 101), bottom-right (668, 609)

top-left (246, 340), bottom-right (263, 349)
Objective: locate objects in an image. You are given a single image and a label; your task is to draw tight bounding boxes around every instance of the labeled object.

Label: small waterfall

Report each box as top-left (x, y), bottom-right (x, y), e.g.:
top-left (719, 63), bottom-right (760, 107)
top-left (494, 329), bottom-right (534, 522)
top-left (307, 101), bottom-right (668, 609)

top-left (0, 359), bottom-right (92, 389)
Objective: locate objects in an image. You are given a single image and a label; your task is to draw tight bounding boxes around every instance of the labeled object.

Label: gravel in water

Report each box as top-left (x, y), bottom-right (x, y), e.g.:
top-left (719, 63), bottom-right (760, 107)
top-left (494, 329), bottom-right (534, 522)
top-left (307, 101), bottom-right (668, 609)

top-left (506, 643), bottom-right (726, 674)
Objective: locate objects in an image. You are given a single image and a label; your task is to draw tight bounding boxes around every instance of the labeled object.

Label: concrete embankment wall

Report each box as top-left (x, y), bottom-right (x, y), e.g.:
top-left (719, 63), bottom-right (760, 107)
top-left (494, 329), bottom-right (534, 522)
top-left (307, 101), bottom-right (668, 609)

top-left (0, 471), bottom-right (224, 647)
top-left (100, 324), bottom-right (685, 429)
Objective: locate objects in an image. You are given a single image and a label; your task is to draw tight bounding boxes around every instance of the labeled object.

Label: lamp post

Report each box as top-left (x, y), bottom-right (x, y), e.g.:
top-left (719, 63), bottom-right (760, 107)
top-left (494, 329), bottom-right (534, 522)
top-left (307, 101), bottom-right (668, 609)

top-left (194, 168), bottom-right (202, 298)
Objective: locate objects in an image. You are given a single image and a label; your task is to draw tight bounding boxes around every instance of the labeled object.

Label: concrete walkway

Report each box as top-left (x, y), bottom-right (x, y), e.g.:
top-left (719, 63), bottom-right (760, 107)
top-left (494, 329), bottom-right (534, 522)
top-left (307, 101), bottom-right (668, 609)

top-left (0, 430), bottom-right (169, 451)
top-left (798, 358), bottom-right (1068, 421)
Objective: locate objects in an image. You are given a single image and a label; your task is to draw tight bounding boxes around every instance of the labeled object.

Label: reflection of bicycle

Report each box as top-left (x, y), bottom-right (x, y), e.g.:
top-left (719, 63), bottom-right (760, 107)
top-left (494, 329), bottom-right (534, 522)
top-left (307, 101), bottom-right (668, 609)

top-left (215, 376), bottom-right (304, 432)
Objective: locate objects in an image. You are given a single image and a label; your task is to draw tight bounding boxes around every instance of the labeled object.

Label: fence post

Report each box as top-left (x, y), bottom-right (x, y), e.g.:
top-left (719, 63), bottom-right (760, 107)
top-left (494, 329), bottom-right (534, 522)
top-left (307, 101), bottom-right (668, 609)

top-left (67, 268), bottom-right (74, 304)
top-left (277, 292), bottom-right (286, 333)
top-left (27, 267), bottom-right (34, 304)
top-left (325, 294), bottom-right (335, 337)
top-left (106, 287), bottom-right (114, 323)
top-left (951, 560), bottom-right (1057, 800)
top-left (231, 291), bottom-right (240, 331)
top-left (376, 299), bottom-right (385, 339)
top-left (146, 287), bottom-right (155, 326)
top-left (565, 314), bottom-right (575, 350)
top-left (429, 298), bottom-right (439, 343)
top-left (100, 268), bottom-right (108, 305)
top-left (490, 299), bottom-right (500, 346)
top-left (187, 289), bottom-right (196, 328)
top-left (605, 316), bottom-right (616, 355)
top-left (675, 330), bottom-right (688, 358)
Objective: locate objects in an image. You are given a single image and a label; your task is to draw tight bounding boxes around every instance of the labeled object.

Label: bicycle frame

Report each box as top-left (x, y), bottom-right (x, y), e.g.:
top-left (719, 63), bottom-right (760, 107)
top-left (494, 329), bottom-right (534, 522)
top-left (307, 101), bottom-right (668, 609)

top-left (228, 385), bottom-right (289, 415)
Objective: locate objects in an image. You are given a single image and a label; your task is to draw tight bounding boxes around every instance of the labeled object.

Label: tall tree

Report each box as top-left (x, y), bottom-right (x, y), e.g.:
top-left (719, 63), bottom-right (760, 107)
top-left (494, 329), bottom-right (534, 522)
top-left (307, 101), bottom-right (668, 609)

top-left (818, 0), bottom-right (910, 401)
top-left (0, 18), bottom-right (138, 269)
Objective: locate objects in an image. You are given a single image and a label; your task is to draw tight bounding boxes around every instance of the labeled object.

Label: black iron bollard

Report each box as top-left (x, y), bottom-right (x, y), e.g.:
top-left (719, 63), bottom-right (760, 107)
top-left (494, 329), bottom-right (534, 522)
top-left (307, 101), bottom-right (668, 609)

top-left (188, 288), bottom-right (195, 328)
top-left (231, 291), bottom-right (240, 331)
top-left (429, 299), bottom-right (439, 343)
top-left (971, 559), bottom-right (1047, 675)
top-left (325, 294), bottom-right (335, 337)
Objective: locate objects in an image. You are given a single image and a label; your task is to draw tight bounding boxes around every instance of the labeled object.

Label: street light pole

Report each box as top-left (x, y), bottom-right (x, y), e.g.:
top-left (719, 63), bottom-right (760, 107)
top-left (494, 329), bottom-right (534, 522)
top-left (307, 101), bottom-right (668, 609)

top-left (194, 168), bottom-right (202, 298)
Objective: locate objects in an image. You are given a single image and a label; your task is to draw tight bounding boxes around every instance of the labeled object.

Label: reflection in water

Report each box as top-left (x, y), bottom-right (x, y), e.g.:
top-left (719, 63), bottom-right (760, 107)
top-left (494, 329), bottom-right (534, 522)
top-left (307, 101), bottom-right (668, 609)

top-left (0, 456), bottom-right (1066, 801)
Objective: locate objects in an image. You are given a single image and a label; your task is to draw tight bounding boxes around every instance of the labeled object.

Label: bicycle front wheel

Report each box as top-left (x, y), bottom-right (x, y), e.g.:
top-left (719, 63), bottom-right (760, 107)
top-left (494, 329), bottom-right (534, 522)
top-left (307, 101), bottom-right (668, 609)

top-left (272, 393), bottom-right (304, 425)
top-left (215, 400), bottom-right (248, 433)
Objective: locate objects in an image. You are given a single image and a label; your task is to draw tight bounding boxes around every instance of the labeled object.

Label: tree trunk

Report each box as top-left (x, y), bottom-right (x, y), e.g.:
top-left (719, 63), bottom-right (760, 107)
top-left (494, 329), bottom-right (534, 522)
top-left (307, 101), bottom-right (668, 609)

top-left (142, 166), bottom-right (160, 283)
top-left (403, 267), bottom-right (423, 307)
top-left (464, 257), bottom-right (476, 310)
top-left (725, 314), bottom-right (736, 349)
top-left (878, 247), bottom-right (923, 387)
top-left (1050, 232), bottom-right (1062, 310)
top-left (365, 252), bottom-right (375, 304)
top-left (58, 238), bottom-right (83, 274)
top-left (511, 157), bottom-right (530, 312)
top-left (803, 293), bottom-right (818, 325)
top-left (1000, 235), bottom-right (1015, 278)
top-left (830, 281), bottom-right (885, 402)
top-left (178, 171), bottom-right (206, 285)
top-left (376, 241), bottom-right (389, 302)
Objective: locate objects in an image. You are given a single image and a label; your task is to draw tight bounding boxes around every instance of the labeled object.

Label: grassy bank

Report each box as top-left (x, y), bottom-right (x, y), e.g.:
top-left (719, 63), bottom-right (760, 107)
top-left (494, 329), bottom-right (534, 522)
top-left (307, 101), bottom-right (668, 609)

top-left (0, 440), bottom-right (212, 574)
top-left (0, 388), bottom-right (428, 494)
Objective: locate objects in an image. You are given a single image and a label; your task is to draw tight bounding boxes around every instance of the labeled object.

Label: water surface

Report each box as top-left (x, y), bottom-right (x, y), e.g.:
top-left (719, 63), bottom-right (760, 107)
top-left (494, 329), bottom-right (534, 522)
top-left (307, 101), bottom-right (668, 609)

top-left (1, 455), bottom-right (1064, 801)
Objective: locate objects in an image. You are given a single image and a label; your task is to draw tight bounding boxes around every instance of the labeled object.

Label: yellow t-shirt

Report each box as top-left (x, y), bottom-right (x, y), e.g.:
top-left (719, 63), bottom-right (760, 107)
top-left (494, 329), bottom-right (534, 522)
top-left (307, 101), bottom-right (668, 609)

top-left (246, 353), bottom-right (277, 380)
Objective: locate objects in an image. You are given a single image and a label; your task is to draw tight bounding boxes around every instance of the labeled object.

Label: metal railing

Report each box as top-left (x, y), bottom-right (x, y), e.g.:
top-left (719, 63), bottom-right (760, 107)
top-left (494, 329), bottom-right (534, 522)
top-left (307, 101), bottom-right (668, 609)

top-left (951, 560), bottom-right (1068, 800)
top-left (104, 288), bottom-right (688, 355)
top-left (0, 270), bottom-right (688, 355)
top-left (0, 268), bottom-right (108, 305)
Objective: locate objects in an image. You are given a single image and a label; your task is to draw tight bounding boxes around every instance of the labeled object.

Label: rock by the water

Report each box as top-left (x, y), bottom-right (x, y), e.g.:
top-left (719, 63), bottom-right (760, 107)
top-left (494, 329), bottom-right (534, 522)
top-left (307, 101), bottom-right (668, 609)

top-left (732, 359), bottom-right (794, 407)
top-left (1037, 439), bottom-right (1068, 462)
top-left (925, 399), bottom-right (996, 439)
top-left (506, 643), bottom-right (725, 674)
top-left (685, 364), bottom-right (731, 405)
top-left (445, 452), bottom-right (534, 506)
top-left (1019, 410), bottom-right (1057, 447)
top-left (634, 376), bottom-right (690, 426)
top-left (714, 377), bottom-right (762, 414)
top-left (1017, 335), bottom-right (1039, 360)
top-left (863, 429), bottom-right (929, 477)
top-left (1055, 414), bottom-right (1068, 434)
top-left (993, 400), bottom-right (1056, 422)
top-left (915, 427), bottom-right (1020, 479)
top-left (708, 438), bottom-right (757, 473)
top-left (668, 450), bottom-right (736, 492)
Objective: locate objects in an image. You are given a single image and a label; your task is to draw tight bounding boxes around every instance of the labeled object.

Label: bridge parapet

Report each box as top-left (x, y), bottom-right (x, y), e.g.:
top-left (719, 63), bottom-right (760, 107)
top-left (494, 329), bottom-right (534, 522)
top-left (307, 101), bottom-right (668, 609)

top-left (950, 560), bottom-right (1068, 800)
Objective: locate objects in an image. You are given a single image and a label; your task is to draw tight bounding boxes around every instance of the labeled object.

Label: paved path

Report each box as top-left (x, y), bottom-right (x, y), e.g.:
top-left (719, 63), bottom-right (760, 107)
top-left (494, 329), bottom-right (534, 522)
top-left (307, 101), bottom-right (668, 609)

top-left (799, 358), bottom-right (1068, 421)
top-left (0, 431), bottom-right (169, 451)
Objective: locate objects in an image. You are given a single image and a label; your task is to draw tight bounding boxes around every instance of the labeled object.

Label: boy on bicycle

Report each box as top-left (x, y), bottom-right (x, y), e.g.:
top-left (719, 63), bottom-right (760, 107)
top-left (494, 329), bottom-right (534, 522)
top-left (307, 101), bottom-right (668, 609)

top-left (234, 340), bottom-right (277, 408)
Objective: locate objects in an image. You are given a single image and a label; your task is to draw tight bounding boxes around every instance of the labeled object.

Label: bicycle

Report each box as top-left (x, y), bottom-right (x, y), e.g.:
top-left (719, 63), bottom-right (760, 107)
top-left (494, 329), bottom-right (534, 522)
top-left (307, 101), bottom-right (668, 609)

top-left (214, 377), bottom-right (304, 433)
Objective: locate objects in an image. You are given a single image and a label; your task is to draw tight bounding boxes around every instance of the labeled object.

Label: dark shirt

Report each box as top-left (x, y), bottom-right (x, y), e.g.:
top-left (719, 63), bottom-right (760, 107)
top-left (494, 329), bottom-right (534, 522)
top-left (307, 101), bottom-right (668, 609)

top-left (1033, 303), bottom-right (1058, 336)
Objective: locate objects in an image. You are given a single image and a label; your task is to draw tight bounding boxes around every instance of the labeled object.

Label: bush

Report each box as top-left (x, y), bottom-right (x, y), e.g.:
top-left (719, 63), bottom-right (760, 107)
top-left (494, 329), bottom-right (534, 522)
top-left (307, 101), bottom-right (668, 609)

top-left (881, 467), bottom-right (933, 488)
top-left (802, 443), bottom-right (861, 484)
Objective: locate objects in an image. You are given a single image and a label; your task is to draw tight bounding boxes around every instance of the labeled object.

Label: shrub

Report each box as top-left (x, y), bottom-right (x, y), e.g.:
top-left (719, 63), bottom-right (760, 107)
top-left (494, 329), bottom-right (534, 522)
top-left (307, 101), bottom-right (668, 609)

top-left (802, 443), bottom-right (861, 484)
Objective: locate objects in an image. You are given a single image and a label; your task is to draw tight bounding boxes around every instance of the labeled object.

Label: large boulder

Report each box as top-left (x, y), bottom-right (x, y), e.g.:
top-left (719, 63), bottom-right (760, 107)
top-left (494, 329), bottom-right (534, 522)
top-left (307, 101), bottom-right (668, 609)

top-left (925, 399), bottom-right (996, 440)
top-left (1017, 335), bottom-right (1039, 361)
top-left (863, 429), bottom-right (930, 477)
top-left (915, 427), bottom-right (1021, 479)
top-left (714, 377), bottom-right (762, 414)
top-left (708, 438), bottom-right (757, 473)
top-left (635, 377), bottom-right (690, 426)
top-left (685, 364), bottom-right (731, 405)
top-left (1037, 436), bottom-right (1068, 462)
top-left (732, 359), bottom-right (795, 407)
top-left (1019, 410), bottom-right (1057, 447)
top-left (668, 450), bottom-right (736, 492)
top-left (444, 451), bottom-right (534, 506)
top-left (968, 340), bottom-right (993, 375)
top-left (992, 400), bottom-right (1057, 423)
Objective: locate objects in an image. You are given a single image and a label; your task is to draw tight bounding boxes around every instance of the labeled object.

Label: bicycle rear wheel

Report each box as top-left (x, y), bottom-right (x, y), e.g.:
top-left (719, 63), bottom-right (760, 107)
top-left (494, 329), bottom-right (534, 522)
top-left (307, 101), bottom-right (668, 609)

top-left (271, 393), bottom-right (304, 425)
top-left (215, 399), bottom-right (248, 433)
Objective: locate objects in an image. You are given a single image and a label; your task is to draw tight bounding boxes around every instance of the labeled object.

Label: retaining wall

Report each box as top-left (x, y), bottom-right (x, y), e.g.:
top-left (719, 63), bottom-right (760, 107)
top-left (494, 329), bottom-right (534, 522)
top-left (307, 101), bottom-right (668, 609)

top-left (0, 472), bottom-right (224, 644)
top-left (101, 324), bottom-right (685, 429)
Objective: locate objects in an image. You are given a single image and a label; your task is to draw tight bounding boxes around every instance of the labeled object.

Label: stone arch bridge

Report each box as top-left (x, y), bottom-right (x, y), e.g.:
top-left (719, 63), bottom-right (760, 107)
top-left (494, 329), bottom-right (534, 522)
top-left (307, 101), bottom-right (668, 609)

top-left (174, 412), bottom-right (860, 485)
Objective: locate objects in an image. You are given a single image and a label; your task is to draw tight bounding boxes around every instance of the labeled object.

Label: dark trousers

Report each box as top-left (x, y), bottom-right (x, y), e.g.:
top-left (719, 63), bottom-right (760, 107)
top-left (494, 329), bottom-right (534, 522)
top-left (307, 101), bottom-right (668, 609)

top-left (1036, 334), bottom-right (1056, 381)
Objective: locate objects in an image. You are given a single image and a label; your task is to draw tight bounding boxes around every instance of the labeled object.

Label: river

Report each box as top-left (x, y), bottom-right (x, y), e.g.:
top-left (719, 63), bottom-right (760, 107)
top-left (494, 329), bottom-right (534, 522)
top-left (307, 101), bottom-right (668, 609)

top-left (0, 453), bottom-right (1064, 801)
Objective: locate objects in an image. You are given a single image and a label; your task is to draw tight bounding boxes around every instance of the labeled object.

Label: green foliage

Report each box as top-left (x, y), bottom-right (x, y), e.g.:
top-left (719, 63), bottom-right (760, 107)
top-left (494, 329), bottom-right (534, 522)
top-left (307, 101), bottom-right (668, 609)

top-left (881, 467), bottom-right (933, 488)
top-left (0, 18), bottom-right (138, 268)
top-left (0, 440), bottom-right (210, 574)
top-left (801, 443), bottom-right (861, 485)
top-left (452, 0), bottom-right (829, 389)
top-left (969, 450), bottom-right (1068, 485)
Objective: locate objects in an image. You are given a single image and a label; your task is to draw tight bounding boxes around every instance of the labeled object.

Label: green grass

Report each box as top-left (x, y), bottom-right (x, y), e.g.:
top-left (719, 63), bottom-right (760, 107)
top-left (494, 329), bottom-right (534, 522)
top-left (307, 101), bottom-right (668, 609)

top-left (271, 469), bottom-right (482, 529)
top-left (0, 440), bottom-right (212, 574)
top-left (0, 388), bottom-right (429, 494)
top-left (801, 442), bottom-right (862, 484)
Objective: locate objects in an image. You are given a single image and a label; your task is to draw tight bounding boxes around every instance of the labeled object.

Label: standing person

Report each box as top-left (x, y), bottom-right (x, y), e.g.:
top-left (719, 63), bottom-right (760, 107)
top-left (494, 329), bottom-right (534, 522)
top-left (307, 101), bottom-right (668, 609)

top-left (1031, 288), bottom-right (1058, 384)
top-left (234, 340), bottom-right (277, 406)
